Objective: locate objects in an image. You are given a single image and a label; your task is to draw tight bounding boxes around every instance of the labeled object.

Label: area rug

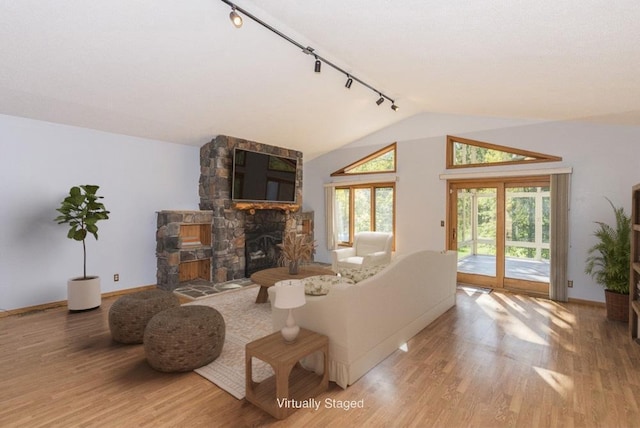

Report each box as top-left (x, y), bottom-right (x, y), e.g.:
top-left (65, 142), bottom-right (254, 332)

top-left (185, 285), bottom-right (275, 399)
top-left (174, 278), bottom-right (254, 300)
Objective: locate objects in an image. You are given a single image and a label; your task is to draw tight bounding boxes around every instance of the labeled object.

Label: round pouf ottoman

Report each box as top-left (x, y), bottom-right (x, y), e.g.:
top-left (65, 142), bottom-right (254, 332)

top-left (109, 289), bottom-right (180, 344)
top-left (144, 305), bottom-right (226, 372)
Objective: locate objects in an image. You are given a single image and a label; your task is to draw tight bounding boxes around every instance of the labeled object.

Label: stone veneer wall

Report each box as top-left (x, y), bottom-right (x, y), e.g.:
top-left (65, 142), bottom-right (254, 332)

top-left (156, 210), bottom-right (213, 290)
top-left (199, 135), bottom-right (304, 282)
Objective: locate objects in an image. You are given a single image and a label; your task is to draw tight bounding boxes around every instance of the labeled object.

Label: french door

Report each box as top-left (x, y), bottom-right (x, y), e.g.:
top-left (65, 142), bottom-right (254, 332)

top-left (447, 176), bottom-right (550, 296)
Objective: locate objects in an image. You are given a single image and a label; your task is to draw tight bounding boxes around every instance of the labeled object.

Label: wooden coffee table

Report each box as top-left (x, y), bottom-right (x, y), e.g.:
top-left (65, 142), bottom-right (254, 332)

top-left (251, 265), bottom-right (334, 303)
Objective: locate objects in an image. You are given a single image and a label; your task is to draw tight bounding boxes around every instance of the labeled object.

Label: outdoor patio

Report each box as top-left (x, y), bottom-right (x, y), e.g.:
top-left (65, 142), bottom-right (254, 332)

top-left (457, 254), bottom-right (550, 283)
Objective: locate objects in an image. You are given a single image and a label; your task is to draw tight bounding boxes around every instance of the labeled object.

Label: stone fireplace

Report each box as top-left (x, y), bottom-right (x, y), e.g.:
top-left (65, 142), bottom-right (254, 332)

top-left (156, 135), bottom-right (313, 290)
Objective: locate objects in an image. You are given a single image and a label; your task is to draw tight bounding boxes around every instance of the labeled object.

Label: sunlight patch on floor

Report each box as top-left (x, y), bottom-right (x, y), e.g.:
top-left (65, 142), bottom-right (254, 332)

top-left (460, 288), bottom-right (478, 296)
top-left (533, 366), bottom-right (573, 399)
top-left (477, 294), bottom-right (548, 345)
top-left (494, 293), bottom-right (531, 318)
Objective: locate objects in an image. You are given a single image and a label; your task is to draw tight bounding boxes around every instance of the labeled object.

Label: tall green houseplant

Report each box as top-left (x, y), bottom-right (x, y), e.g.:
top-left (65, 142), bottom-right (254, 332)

top-left (55, 185), bottom-right (110, 279)
top-left (585, 199), bottom-right (630, 322)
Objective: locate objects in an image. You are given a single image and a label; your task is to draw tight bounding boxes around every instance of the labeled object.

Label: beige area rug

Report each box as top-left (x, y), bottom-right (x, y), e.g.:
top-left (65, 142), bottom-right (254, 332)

top-left (185, 285), bottom-right (275, 399)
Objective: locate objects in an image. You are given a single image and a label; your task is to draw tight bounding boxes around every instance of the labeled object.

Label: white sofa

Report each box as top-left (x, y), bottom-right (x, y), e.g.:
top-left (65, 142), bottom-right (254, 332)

top-left (269, 249), bottom-right (457, 389)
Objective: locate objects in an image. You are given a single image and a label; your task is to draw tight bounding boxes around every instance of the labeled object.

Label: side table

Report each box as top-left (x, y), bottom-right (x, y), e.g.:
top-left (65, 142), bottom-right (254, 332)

top-left (245, 328), bottom-right (329, 419)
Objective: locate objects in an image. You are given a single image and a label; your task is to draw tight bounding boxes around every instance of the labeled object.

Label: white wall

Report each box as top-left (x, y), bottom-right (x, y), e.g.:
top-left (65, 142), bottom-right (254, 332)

top-left (0, 114), bottom-right (201, 311)
top-left (303, 112), bottom-right (640, 303)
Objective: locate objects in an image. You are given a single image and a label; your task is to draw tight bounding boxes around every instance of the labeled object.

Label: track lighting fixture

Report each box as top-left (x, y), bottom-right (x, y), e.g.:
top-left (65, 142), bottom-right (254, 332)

top-left (220, 0), bottom-right (398, 112)
top-left (345, 76), bottom-right (353, 89)
top-left (229, 7), bottom-right (243, 28)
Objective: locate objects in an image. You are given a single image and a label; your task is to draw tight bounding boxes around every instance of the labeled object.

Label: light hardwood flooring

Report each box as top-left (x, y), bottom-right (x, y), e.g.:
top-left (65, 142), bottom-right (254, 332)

top-left (1, 289), bottom-right (639, 427)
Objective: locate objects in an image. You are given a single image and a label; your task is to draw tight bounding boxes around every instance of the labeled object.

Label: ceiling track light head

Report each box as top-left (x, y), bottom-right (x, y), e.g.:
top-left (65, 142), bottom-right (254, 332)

top-left (345, 76), bottom-right (353, 89)
top-left (229, 7), bottom-right (243, 28)
top-left (391, 103), bottom-right (399, 111)
top-left (314, 57), bottom-right (321, 73)
top-left (376, 95), bottom-right (385, 105)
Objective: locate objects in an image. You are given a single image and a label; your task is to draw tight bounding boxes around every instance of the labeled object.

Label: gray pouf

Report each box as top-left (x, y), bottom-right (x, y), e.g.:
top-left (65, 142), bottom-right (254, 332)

top-left (108, 289), bottom-right (180, 344)
top-left (144, 305), bottom-right (226, 372)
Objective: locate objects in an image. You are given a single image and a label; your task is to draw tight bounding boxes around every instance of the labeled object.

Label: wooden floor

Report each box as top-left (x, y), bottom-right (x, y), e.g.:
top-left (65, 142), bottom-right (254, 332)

top-left (1, 289), bottom-right (639, 427)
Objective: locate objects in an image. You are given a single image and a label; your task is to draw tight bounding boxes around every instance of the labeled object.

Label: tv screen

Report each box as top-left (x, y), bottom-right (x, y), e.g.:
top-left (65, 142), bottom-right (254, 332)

top-left (232, 149), bottom-right (297, 202)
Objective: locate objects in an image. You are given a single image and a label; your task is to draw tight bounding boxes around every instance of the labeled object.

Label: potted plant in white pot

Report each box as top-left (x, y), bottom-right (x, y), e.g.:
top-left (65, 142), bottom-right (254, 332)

top-left (585, 198), bottom-right (630, 322)
top-left (55, 185), bottom-right (110, 311)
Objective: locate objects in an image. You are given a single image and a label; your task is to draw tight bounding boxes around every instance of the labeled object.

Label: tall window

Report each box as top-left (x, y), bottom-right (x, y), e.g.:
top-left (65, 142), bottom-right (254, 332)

top-left (328, 143), bottom-right (397, 248)
top-left (335, 183), bottom-right (395, 245)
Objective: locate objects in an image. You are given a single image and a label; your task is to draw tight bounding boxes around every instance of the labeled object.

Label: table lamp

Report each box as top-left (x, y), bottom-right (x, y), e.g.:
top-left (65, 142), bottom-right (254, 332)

top-left (274, 280), bottom-right (306, 343)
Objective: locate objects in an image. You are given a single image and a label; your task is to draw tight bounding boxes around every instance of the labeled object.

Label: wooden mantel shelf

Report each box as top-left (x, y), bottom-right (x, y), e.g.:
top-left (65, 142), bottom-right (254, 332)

top-left (233, 202), bottom-right (300, 214)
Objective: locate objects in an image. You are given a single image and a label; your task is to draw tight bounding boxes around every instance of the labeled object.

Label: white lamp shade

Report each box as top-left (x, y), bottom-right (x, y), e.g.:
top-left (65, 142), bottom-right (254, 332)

top-left (274, 280), bottom-right (305, 309)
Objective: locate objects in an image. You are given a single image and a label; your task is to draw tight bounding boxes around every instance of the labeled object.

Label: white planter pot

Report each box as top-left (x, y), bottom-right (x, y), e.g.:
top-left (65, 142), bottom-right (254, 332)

top-left (67, 276), bottom-right (101, 311)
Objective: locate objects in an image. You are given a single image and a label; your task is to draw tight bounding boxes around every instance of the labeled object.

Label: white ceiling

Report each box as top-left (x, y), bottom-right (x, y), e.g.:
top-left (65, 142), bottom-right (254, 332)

top-left (1, 0), bottom-right (639, 159)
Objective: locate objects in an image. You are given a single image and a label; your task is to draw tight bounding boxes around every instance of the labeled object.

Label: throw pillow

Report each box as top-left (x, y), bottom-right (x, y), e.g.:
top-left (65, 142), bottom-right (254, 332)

top-left (338, 264), bottom-right (388, 283)
top-left (302, 275), bottom-right (354, 295)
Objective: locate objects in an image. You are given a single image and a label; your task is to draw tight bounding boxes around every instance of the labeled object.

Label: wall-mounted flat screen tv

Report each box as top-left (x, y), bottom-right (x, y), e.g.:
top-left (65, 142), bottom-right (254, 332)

top-left (232, 148), bottom-right (298, 202)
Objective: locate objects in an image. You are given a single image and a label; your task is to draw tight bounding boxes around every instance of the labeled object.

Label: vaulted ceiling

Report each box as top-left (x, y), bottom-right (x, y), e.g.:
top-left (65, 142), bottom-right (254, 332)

top-left (2, 1), bottom-right (639, 159)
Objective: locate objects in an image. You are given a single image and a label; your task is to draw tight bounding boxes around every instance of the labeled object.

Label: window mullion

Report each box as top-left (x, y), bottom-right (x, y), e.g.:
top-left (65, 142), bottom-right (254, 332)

top-left (371, 185), bottom-right (376, 231)
top-left (349, 186), bottom-right (355, 245)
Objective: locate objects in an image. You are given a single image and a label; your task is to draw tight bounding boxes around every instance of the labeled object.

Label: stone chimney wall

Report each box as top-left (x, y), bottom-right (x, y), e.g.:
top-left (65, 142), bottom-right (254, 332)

top-left (199, 135), bottom-right (303, 282)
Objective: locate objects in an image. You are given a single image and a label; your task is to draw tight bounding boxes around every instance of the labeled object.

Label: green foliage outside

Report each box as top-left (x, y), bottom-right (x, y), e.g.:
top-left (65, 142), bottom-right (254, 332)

top-left (457, 187), bottom-right (550, 260)
top-left (335, 188), bottom-right (350, 242)
top-left (354, 188), bottom-right (372, 233)
top-left (505, 187), bottom-right (550, 259)
top-left (374, 187), bottom-right (394, 232)
top-left (348, 150), bottom-right (394, 173)
top-left (457, 188), bottom-right (497, 256)
top-left (335, 185), bottom-right (394, 243)
top-left (454, 142), bottom-right (529, 166)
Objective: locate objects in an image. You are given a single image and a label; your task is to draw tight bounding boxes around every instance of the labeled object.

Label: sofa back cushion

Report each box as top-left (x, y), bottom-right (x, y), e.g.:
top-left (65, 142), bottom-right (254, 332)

top-left (354, 231), bottom-right (392, 256)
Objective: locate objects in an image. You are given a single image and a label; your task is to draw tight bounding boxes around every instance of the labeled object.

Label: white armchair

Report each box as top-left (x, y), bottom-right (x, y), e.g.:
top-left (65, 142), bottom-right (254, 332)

top-left (331, 231), bottom-right (393, 272)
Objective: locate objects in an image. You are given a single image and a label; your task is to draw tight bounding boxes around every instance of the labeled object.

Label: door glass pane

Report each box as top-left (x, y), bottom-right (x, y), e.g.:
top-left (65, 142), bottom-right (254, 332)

top-left (457, 188), bottom-right (497, 276)
top-left (335, 188), bottom-right (350, 243)
top-left (374, 187), bottom-right (393, 232)
top-left (354, 188), bottom-right (371, 234)
top-left (505, 186), bottom-right (550, 282)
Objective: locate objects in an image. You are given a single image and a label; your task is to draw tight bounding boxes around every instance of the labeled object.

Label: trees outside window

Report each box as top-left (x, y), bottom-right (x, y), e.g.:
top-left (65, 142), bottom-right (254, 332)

top-left (336, 184), bottom-right (395, 245)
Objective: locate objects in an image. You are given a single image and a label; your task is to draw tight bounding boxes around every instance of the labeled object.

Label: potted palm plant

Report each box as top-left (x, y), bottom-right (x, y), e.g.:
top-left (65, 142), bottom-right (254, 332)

top-left (585, 198), bottom-right (630, 322)
top-left (55, 185), bottom-right (110, 311)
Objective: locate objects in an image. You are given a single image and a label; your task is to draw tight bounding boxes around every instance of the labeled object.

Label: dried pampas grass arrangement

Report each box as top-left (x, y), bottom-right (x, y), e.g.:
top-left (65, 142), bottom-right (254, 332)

top-left (278, 232), bottom-right (316, 274)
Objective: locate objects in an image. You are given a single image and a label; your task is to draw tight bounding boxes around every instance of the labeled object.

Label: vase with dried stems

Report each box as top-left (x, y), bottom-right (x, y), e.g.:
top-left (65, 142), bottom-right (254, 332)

top-left (278, 231), bottom-right (316, 275)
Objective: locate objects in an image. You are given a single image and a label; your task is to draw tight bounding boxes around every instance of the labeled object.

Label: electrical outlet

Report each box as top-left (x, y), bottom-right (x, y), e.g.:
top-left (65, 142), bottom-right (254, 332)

top-left (114, 274), bottom-right (119, 282)
top-left (568, 280), bottom-right (573, 288)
